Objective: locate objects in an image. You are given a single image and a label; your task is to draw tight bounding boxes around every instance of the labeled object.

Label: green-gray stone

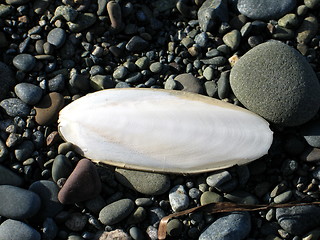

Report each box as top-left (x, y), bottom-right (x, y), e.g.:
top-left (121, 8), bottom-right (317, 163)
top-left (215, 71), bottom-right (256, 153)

top-left (296, 15), bottom-right (318, 44)
top-left (67, 13), bottom-right (96, 32)
top-left (200, 191), bottom-right (223, 205)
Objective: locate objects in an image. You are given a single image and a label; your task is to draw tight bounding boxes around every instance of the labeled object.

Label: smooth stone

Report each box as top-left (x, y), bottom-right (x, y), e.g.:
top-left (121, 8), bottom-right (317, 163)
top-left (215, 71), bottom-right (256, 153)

top-left (99, 198), bottom-right (134, 225)
top-left (230, 41), bottom-right (320, 126)
top-left (223, 30), bottom-right (241, 51)
top-left (224, 190), bottom-right (258, 204)
top-left (48, 74), bottom-right (65, 92)
top-left (14, 83), bottom-right (42, 105)
top-left (6, 0), bottom-right (30, 4)
top-left (0, 4), bottom-right (14, 17)
top-left (125, 36), bottom-right (148, 52)
top-left (301, 147), bottom-right (320, 162)
top-left (42, 218), bottom-right (58, 240)
top-left (203, 66), bottom-right (215, 81)
top-left (297, 15), bottom-right (318, 44)
top-left (206, 170), bottom-right (232, 188)
top-left (273, 190), bottom-right (292, 203)
top-left (0, 219), bottom-right (40, 240)
top-left (67, 13), bottom-right (96, 32)
top-left (174, 73), bottom-right (204, 93)
top-left (204, 81), bottom-right (218, 97)
top-left (198, 0), bottom-right (229, 32)
top-left (200, 191), bottom-right (224, 205)
top-left (149, 62), bottom-right (163, 73)
top-left (34, 92), bottom-right (64, 125)
top-left (54, 5), bottom-right (78, 22)
top-left (166, 219), bottom-right (183, 237)
top-left (12, 54), bottom-right (36, 72)
top-left (85, 195), bottom-right (106, 214)
top-left (58, 158), bottom-right (101, 204)
top-left (0, 185), bottom-right (41, 219)
top-left (278, 13), bottom-right (299, 28)
top-left (14, 140), bottom-right (34, 162)
top-left (276, 206), bottom-right (320, 235)
top-left (47, 28), bottom-right (66, 48)
top-left (135, 56), bottom-right (150, 70)
top-left (125, 72), bottom-right (142, 83)
top-left (200, 56), bottom-right (227, 66)
top-left (0, 138), bottom-right (8, 162)
top-left (217, 70), bottom-right (231, 99)
top-left (129, 226), bottom-right (145, 240)
top-left (199, 212), bottom-right (251, 240)
top-left (195, 32), bottom-right (209, 48)
top-left (272, 26), bottom-right (295, 40)
top-left (237, 0), bottom-right (296, 20)
top-left (169, 185), bottom-right (189, 212)
top-left (149, 207), bottom-right (166, 225)
top-left (312, 166), bottom-right (320, 180)
top-left (305, 0), bottom-right (320, 8)
top-left (113, 66), bottom-right (128, 79)
top-left (29, 180), bottom-right (63, 219)
top-left (127, 206), bottom-right (147, 224)
top-left (90, 75), bottom-right (115, 90)
top-left (0, 165), bottom-right (23, 186)
top-left (301, 120), bottom-right (320, 148)
top-left (107, 0), bottom-right (122, 31)
top-left (52, 154), bottom-right (73, 182)
top-left (64, 212), bottom-right (87, 231)
top-left (0, 98), bottom-right (30, 117)
top-left (0, 62), bottom-right (15, 100)
top-left (33, 0), bottom-right (50, 14)
top-left (115, 168), bottom-right (170, 195)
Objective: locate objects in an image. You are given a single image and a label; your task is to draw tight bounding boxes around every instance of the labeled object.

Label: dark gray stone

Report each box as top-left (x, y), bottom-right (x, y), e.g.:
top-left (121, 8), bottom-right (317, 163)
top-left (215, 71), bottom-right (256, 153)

top-left (276, 205), bottom-right (320, 235)
top-left (0, 62), bottom-right (15, 100)
top-left (12, 54), bottom-right (36, 72)
top-left (47, 28), bottom-right (66, 48)
top-left (301, 120), bottom-right (320, 148)
top-left (52, 154), bottom-right (73, 182)
top-left (14, 83), bottom-right (42, 105)
top-left (14, 140), bottom-right (34, 162)
top-left (48, 74), bottom-right (65, 92)
top-left (0, 165), bottom-right (23, 186)
top-left (230, 41), bottom-right (320, 126)
top-left (0, 219), bottom-right (40, 240)
top-left (41, 218), bottom-right (58, 240)
top-left (125, 36), bottom-right (148, 52)
top-left (237, 0), bottom-right (296, 20)
top-left (0, 185), bottom-right (41, 219)
top-left (0, 138), bottom-right (8, 162)
top-left (0, 98), bottom-right (30, 117)
top-left (199, 212), bottom-right (251, 240)
top-left (217, 70), bottom-right (231, 99)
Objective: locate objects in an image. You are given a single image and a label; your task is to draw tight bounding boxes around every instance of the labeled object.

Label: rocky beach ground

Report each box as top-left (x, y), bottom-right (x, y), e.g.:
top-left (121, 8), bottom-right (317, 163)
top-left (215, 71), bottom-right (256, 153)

top-left (1, 0), bottom-right (320, 239)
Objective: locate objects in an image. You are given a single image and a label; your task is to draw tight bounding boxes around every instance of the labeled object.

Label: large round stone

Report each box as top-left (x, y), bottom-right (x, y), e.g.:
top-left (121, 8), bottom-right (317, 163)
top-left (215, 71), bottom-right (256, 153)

top-left (230, 41), bottom-right (320, 126)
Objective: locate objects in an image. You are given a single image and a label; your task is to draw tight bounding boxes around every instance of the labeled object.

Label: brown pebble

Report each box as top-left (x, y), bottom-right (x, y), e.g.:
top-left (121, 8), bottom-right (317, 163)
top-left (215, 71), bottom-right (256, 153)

top-left (107, 0), bottom-right (122, 31)
top-left (58, 158), bottom-right (101, 204)
top-left (46, 131), bottom-right (61, 146)
top-left (34, 92), bottom-right (64, 126)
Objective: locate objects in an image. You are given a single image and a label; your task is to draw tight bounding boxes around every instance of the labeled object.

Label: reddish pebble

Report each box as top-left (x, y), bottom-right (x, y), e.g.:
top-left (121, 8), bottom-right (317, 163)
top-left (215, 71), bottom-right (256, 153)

top-left (58, 158), bottom-right (101, 204)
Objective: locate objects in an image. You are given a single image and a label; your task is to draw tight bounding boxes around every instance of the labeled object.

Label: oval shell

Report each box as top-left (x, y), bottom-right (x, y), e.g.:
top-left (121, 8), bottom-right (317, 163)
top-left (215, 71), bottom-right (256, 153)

top-left (58, 89), bottom-right (273, 173)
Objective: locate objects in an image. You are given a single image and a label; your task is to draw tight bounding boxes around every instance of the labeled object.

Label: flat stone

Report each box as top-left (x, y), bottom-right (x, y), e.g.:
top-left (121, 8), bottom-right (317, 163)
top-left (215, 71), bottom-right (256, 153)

top-left (34, 92), bottom-right (64, 125)
top-left (169, 185), bottom-right (189, 212)
top-left (0, 98), bottom-right (30, 117)
top-left (12, 54), bottom-right (36, 72)
top-left (0, 165), bottom-right (23, 186)
top-left (174, 73), bottom-right (204, 93)
top-left (199, 212), bottom-right (251, 240)
top-left (0, 219), bottom-right (40, 240)
top-left (14, 83), bottom-right (42, 105)
top-left (0, 185), bottom-right (41, 219)
top-left (115, 168), bottom-right (170, 195)
top-left (230, 41), bottom-right (320, 126)
top-left (276, 205), bottom-right (320, 235)
top-left (47, 28), bottom-right (66, 48)
top-left (237, 0), bottom-right (296, 20)
top-left (58, 158), bottom-right (101, 204)
top-left (99, 198), bottom-right (134, 225)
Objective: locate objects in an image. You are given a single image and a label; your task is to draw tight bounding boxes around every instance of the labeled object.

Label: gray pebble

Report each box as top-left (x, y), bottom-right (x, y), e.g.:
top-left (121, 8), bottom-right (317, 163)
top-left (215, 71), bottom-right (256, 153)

top-left (13, 54), bottom-right (36, 72)
top-left (90, 75), bottom-right (115, 90)
top-left (297, 15), bottom-right (318, 44)
top-left (149, 62), bottom-right (163, 73)
top-left (115, 82), bottom-right (130, 88)
top-left (200, 56), bottom-right (227, 66)
top-left (301, 120), bottom-right (320, 148)
top-left (203, 66), bottom-right (215, 80)
top-left (52, 154), bottom-right (73, 182)
top-left (278, 13), bottom-right (299, 28)
top-left (67, 13), bottom-right (96, 32)
top-left (129, 226), bottom-right (145, 240)
top-left (194, 32), bottom-right (209, 48)
top-left (99, 198), bottom-right (134, 225)
top-left (174, 73), bottom-right (204, 93)
top-left (14, 140), bottom-right (34, 162)
top-left (204, 81), bottom-right (218, 97)
top-left (0, 138), bottom-right (8, 162)
top-left (217, 70), bottom-right (231, 99)
top-left (126, 36), bottom-right (148, 52)
top-left (14, 83), bottom-right (42, 105)
top-left (0, 62), bottom-right (15, 100)
top-left (224, 190), bottom-right (258, 204)
top-left (113, 66), bottom-right (128, 79)
top-left (169, 185), bottom-right (189, 212)
top-left (48, 74), bottom-right (65, 92)
top-left (206, 170), bottom-right (232, 188)
top-left (0, 185), bottom-right (41, 219)
top-left (223, 30), bottom-right (241, 51)
top-left (0, 219), bottom-right (40, 240)
top-left (125, 72), bottom-right (142, 83)
top-left (167, 219), bottom-right (183, 237)
top-left (199, 212), bottom-right (251, 240)
top-left (273, 190), bottom-right (293, 203)
top-left (0, 165), bottom-right (23, 186)
top-left (200, 191), bottom-right (223, 205)
top-left (85, 195), bottom-right (106, 214)
top-left (0, 98), bottom-right (30, 117)
top-left (135, 56), bottom-right (150, 70)
top-left (135, 198), bottom-right (153, 207)
top-left (164, 77), bottom-right (177, 90)
top-left (42, 218), bottom-right (58, 240)
top-left (149, 207), bottom-right (166, 225)
top-left (54, 5), bottom-right (78, 22)
top-left (0, 5), bottom-right (14, 17)
top-left (33, 0), bottom-right (50, 14)
top-left (47, 28), bottom-right (66, 48)
top-left (127, 206), bottom-right (147, 224)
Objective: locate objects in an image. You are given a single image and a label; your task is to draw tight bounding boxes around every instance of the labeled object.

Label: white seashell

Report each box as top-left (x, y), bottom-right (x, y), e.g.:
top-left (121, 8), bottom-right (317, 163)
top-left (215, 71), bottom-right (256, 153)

top-left (58, 89), bottom-right (273, 174)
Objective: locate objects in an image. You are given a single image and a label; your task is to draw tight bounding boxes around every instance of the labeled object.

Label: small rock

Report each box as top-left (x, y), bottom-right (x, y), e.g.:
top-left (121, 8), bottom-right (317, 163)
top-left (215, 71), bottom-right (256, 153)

top-left (169, 185), bottom-right (189, 212)
top-left (47, 28), bottom-right (66, 48)
top-left (85, 195), bottom-right (106, 214)
top-left (113, 66), bottom-right (128, 79)
top-left (305, 0), bottom-right (320, 8)
top-left (48, 74), bottom-right (65, 92)
top-left (0, 185), bottom-right (41, 219)
top-left (300, 147), bottom-right (320, 162)
top-left (200, 191), bottom-right (223, 205)
top-left (33, 0), bottom-right (50, 14)
top-left (203, 66), bottom-right (215, 81)
top-left (14, 83), bottom-right (42, 105)
top-left (217, 70), bottom-right (231, 99)
top-left (273, 190), bottom-right (292, 203)
top-left (99, 198), bottom-right (134, 225)
top-left (223, 30), bottom-right (241, 51)
top-left (58, 158), bottom-right (101, 204)
top-left (0, 98), bottom-right (30, 117)
top-left (194, 32), bottom-right (209, 48)
top-left (127, 206), bottom-right (147, 224)
top-left (51, 154), bottom-right (73, 182)
top-left (206, 170), bottom-right (232, 188)
top-left (0, 219), bottom-right (40, 240)
top-left (0, 139), bottom-right (8, 162)
top-left (14, 140), bottom-right (34, 161)
top-left (149, 207), bottom-right (166, 225)
top-left (65, 212), bottom-right (87, 231)
top-left (107, 1), bottom-right (122, 31)
top-left (67, 13), bottom-right (96, 32)
top-left (297, 15), bottom-right (319, 44)
top-left (126, 36), bottom-right (148, 52)
top-left (115, 168), bottom-right (170, 195)
top-left (0, 62), bottom-right (15, 100)
top-left (54, 5), bottom-right (78, 22)
top-left (149, 62), bottom-right (163, 73)
top-left (224, 190), bottom-right (258, 204)
top-left (167, 219), bottom-right (183, 237)
top-left (96, 229), bottom-right (131, 240)
top-left (0, 165), bottom-right (23, 186)
top-left (199, 212), bottom-right (251, 240)
top-left (41, 218), bottom-right (58, 240)
top-left (12, 54), bottom-right (36, 72)
top-left (174, 73), bottom-right (204, 93)
top-left (129, 226), bottom-right (145, 240)
top-left (90, 75), bottom-right (115, 90)
top-left (135, 56), bottom-right (150, 70)
top-left (278, 13), bottom-right (299, 28)
top-left (34, 92), bottom-right (64, 125)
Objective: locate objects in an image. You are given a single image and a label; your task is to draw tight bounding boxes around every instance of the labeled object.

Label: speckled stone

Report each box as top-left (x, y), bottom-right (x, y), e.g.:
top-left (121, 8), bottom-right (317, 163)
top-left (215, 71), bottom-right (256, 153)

top-left (12, 54), bottom-right (36, 72)
top-left (115, 168), bottom-right (170, 195)
top-left (99, 198), bottom-right (134, 225)
top-left (0, 98), bottom-right (30, 117)
top-left (34, 92), bottom-right (64, 125)
top-left (0, 219), bottom-right (40, 240)
top-left (14, 83), bottom-right (42, 105)
top-left (169, 185), bottom-right (189, 212)
top-left (230, 41), bottom-right (320, 126)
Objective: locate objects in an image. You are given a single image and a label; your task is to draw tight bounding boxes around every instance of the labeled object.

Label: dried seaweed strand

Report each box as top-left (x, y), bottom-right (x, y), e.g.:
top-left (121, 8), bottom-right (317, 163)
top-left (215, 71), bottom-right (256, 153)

top-left (158, 201), bottom-right (320, 240)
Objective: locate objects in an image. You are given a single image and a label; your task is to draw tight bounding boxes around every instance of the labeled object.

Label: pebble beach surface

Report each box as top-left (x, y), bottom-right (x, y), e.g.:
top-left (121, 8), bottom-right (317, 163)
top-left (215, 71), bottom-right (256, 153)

top-left (1, 0), bottom-right (320, 240)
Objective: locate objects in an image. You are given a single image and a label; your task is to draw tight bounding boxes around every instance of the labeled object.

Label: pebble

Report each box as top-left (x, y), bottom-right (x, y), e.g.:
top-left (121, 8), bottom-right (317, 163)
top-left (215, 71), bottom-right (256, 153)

top-left (107, 1), bottom-right (122, 31)
top-left (278, 13), bottom-right (299, 28)
top-left (58, 158), bottom-right (101, 204)
top-left (273, 190), bottom-right (292, 203)
top-left (53, 5), bottom-right (78, 22)
top-left (0, 219), bottom-right (40, 240)
top-left (14, 140), bottom-right (34, 161)
top-left (65, 212), bottom-right (87, 231)
top-left (276, 206), bottom-right (320, 235)
top-left (0, 185), bottom-right (41, 219)
top-left (0, 165), bottom-right (23, 186)
top-left (166, 219), bottom-right (183, 237)
top-left (90, 75), bottom-right (115, 90)
top-left (51, 155), bottom-right (73, 182)
top-left (14, 83), bottom-right (42, 105)
top-left (126, 36), bottom-right (148, 52)
top-left (135, 56), bottom-right (150, 70)
top-left (0, 62), bottom-right (15, 100)
top-left (98, 198), bottom-right (134, 225)
top-left (127, 206), bottom-right (147, 224)
top-left (42, 218), bottom-right (58, 240)
top-left (203, 66), bottom-right (215, 80)
top-left (198, 0), bottom-right (228, 32)
top-left (115, 168), bottom-right (170, 195)
top-left (222, 30), bottom-right (241, 51)
top-left (33, 0), bottom-right (50, 14)
top-left (230, 41), bottom-right (320, 126)
top-left (85, 195), bottom-right (106, 214)
top-left (169, 185), bottom-right (189, 212)
top-left (67, 13), bottom-right (96, 32)
top-left (113, 66), bottom-right (128, 79)
top-left (47, 28), bottom-right (66, 48)
top-left (224, 190), bottom-right (258, 204)
top-left (34, 92), bottom-right (64, 125)
top-left (300, 147), bottom-right (320, 162)
top-left (0, 98), bottom-right (30, 117)
top-left (194, 32), bottom-right (209, 48)
top-left (217, 70), bottom-right (231, 99)
top-left (12, 54), bottom-right (36, 72)
top-left (301, 120), bottom-right (320, 147)
top-left (236, 0), bottom-right (296, 20)
top-left (199, 212), bottom-right (251, 240)
top-left (148, 207), bottom-right (166, 225)
top-left (206, 170), bottom-right (232, 188)
top-left (305, 0), bottom-right (320, 8)
top-left (296, 15), bottom-right (318, 44)
top-left (200, 191), bottom-right (224, 205)
top-left (149, 62), bottom-right (163, 73)
top-left (204, 81), bottom-right (218, 97)
top-left (97, 229), bottom-right (131, 240)
top-left (29, 180), bottom-right (63, 219)
top-left (48, 74), bottom-right (65, 92)
top-left (129, 226), bottom-right (145, 240)
top-left (174, 73), bottom-right (204, 93)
